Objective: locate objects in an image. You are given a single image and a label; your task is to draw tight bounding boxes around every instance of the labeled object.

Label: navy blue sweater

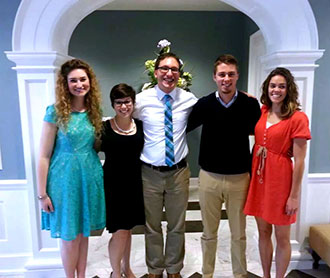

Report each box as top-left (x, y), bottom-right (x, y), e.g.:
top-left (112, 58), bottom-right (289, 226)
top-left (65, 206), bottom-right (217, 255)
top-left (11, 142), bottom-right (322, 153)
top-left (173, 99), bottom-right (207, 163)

top-left (187, 91), bottom-right (261, 174)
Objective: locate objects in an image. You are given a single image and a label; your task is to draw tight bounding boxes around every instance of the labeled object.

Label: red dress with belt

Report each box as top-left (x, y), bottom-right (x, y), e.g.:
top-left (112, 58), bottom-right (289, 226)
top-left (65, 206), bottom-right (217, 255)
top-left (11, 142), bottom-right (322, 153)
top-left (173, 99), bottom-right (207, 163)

top-left (244, 105), bottom-right (311, 225)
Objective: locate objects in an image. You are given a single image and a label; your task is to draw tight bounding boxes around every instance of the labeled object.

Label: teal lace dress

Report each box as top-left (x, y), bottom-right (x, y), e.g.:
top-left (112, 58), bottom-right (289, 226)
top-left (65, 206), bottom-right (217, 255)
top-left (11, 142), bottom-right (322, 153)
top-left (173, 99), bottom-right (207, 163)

top-left (41, 105), bottom-right (106, 241)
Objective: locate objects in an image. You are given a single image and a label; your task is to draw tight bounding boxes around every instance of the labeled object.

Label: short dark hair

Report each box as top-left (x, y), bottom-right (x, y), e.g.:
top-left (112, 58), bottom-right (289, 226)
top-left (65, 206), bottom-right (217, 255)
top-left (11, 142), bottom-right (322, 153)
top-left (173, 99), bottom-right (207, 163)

top-left (260, 67), bottom-right (301, 118)
top-left (110, 83), bottom-right (136, 107)
top-left (155, 52), bottom-right (182, 71)
top-left (213, 54), bottom-right (239, 74)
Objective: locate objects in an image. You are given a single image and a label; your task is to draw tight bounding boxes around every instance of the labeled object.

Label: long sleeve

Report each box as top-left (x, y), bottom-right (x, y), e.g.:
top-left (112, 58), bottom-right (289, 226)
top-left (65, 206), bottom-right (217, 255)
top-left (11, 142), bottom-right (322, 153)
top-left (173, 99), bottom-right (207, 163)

top-left (187, 97), bottom-right (205, 133)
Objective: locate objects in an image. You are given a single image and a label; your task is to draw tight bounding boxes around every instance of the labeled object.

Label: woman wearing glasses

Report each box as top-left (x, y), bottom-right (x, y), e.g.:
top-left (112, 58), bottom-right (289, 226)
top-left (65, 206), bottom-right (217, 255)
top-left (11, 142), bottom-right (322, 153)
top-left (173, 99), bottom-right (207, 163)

top-left (101, 83), bottom-right (145, 278)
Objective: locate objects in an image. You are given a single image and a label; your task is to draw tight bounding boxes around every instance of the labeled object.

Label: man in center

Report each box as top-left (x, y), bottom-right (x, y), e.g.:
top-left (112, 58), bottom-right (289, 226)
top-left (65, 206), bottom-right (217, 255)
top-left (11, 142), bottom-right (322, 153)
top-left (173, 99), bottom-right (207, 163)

top-left (187, 54), bottom-right (261, 278)
top-left (134, 52), bottom-right (197, 278)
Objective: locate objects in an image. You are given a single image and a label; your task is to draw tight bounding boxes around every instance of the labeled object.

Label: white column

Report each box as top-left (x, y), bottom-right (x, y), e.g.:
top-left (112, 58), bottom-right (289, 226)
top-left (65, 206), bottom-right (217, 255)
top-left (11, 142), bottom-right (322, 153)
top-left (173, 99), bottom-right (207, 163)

top-left (260, 50), bottom-right (324, 265)
top-left (5, 51), bottom-right (71, 277)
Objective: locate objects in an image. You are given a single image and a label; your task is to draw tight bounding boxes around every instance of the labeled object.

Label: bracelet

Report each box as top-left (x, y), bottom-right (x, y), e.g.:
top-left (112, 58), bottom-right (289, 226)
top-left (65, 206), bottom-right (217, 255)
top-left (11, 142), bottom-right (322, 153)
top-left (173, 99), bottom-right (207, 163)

top-left (37, 194), bottom-right (48, 200)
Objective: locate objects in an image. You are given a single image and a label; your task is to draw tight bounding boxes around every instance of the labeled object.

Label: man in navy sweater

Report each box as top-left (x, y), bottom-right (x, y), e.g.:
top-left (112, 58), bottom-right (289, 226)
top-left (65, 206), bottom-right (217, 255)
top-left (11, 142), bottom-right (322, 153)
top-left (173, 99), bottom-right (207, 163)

top-left (187, 54), bottom-right (261, 278)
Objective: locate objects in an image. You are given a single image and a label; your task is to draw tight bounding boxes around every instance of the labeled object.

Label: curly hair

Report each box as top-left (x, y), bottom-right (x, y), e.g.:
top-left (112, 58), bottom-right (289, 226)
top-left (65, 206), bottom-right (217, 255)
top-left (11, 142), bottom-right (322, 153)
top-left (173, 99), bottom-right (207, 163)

top-left (55, 59), bottom-right (103, 136)
top-left (260, 67), bottom-right (301, 119)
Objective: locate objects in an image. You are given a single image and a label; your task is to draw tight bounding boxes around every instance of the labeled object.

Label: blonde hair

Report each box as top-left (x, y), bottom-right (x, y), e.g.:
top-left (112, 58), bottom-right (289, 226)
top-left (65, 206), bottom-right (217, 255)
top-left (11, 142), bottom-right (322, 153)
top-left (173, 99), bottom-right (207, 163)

top-left (55, 59), bottom-right (103, 136)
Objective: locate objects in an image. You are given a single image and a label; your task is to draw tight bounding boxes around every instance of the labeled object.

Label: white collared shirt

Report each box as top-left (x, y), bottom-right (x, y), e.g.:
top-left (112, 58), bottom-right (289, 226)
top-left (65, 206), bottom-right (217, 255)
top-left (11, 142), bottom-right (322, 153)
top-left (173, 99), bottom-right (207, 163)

top-left (134, 85), bottom-right (197, 166)
top-left (216, 90), bottom-right (238, 108)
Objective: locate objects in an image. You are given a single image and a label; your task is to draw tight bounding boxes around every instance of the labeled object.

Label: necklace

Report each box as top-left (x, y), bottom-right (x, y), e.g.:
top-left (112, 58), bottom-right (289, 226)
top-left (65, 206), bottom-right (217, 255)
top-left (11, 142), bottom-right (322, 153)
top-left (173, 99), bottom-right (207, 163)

top-left (113, 117), bottom-right (136, 134)
top-left (71, 105), bottom-right (86, 112)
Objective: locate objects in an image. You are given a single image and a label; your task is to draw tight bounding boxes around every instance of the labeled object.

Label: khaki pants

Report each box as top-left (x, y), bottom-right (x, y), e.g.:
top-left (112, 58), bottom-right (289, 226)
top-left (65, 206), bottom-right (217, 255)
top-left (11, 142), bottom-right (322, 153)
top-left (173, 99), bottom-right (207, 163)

top-left (142, 164), bottom-right (190, 274)
top-left (199, 169), bottom-right (250, 278)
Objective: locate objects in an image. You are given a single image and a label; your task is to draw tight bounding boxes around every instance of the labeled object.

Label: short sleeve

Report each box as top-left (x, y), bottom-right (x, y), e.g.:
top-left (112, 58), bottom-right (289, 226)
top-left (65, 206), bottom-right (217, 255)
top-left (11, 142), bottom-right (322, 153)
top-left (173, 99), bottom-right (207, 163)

top-left (290, 111), bottom-right (311, 140)
top-left (132, 93), bottom-right (142, 119)
top-left (44, 105), bottom-right (57, 124)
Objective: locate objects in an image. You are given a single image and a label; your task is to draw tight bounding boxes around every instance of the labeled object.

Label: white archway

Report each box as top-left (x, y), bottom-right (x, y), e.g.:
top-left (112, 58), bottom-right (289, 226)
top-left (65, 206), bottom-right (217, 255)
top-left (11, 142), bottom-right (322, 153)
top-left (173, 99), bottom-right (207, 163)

top-left (4, 0), bottom-right (324, 276)
top-left (11, 0), bottom-right (320, 54)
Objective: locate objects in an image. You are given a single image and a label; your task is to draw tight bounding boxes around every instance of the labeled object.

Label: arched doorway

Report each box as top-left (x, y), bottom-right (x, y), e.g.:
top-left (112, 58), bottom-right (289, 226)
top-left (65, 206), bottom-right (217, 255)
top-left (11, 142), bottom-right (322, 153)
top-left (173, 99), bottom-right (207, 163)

top-left (4, 0), bottom-right (323, 276)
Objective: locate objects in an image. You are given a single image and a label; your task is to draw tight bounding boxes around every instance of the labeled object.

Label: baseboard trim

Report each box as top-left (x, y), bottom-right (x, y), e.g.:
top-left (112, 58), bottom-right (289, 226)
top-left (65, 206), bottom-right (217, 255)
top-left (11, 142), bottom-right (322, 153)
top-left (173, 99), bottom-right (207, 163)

top-left (24, 258), bottom-right (64, 278)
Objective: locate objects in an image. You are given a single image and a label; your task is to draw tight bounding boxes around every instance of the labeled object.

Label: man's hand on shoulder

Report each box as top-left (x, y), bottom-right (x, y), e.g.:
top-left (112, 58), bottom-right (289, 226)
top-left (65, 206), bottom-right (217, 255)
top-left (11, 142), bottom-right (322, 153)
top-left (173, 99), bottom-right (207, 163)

top-left (241, 91), bottom-right (256, 99)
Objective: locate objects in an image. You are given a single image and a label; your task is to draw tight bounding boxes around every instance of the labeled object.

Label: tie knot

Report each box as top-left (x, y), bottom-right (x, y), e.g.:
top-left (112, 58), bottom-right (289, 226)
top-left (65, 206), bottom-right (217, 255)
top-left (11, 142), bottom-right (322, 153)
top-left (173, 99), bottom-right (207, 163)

top-left (164, 94), bottom-right (172, 102)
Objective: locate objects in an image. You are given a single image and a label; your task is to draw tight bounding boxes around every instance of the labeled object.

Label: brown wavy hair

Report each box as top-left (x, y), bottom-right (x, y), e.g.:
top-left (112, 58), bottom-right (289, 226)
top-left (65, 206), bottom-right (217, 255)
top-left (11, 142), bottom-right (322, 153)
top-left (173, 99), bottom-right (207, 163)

top-left (55, 59), bottom-right (103, 136)
top-left (260, 67), bottom-right (301, 119)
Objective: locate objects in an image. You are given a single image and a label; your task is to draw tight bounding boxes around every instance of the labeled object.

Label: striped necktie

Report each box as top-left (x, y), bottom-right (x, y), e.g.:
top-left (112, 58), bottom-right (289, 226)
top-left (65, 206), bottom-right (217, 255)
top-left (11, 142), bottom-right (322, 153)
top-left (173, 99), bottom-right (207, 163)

top-left (164, 94), bottom-right (175, 166)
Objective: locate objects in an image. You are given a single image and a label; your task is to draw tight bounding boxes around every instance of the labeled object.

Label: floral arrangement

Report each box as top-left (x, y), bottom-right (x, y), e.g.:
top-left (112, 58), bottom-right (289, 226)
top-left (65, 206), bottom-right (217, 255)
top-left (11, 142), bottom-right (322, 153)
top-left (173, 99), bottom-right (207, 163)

top-left (142, 39), bottom-right (193, 91)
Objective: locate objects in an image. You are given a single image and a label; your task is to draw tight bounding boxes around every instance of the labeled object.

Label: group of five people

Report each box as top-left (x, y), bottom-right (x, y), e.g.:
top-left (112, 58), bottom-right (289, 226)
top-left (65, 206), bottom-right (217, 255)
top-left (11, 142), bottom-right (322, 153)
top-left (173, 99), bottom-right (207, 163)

top-left (37, 52), bottom-right (311, 278)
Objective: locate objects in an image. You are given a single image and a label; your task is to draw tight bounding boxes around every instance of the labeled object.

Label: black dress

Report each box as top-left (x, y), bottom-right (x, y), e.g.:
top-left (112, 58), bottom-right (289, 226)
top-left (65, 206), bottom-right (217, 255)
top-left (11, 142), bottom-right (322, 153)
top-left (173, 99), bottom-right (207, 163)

top-left (101, 119), bottom-right (145, 233)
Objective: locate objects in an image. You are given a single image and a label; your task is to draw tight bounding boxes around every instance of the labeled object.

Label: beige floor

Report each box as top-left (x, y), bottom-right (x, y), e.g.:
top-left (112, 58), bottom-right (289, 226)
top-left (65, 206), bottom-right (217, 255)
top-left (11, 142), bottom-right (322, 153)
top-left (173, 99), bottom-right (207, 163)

top-left (86, 185), bottom-right (328, 278)
top-left (87, 218), bottom-right (330, 278)
top-left (2, 186), bottom-right (330, 278)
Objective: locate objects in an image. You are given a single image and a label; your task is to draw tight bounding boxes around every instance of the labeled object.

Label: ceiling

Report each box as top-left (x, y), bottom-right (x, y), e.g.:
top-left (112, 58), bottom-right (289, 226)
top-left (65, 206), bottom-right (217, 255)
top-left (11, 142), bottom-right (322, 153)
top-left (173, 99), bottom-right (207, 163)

top-left (99, 0), bottom-right (237, 11)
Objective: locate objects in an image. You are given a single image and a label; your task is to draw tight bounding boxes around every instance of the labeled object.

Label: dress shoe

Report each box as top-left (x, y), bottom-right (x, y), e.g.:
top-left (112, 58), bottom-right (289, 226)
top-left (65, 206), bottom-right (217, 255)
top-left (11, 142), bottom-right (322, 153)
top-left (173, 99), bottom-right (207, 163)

top-left (148, 273), bottom-right (163, 278)
top-left (167, 273), bottom-right (182, 278)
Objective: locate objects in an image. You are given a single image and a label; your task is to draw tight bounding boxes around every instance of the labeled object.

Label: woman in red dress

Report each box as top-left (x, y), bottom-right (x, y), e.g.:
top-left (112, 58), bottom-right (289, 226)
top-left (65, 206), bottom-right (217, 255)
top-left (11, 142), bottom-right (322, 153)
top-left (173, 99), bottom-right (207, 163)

top-left (244, 67), bottom-right (311, 278)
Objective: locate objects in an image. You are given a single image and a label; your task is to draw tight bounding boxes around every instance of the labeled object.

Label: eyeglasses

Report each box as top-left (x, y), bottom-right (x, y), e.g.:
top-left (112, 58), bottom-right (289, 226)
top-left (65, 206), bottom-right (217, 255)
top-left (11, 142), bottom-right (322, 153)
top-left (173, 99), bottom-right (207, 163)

top-left (156, 66), bottom-right (180, 74)
top-left (114, 100), bottom-right (133, 106)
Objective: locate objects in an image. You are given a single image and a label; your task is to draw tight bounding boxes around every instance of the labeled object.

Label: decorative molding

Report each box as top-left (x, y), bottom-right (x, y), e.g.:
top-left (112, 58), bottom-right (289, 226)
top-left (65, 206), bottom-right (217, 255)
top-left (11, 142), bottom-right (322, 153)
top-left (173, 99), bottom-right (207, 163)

top-left (308, 173), bottom-right (330, 183)
top-left (0, 201), bottom-right (6, 240)
top-left (5, 51), bottom-right (71, 73)
top-left (0, 143), bottom-right (2, 170)
top-left (2, 52), bottom-right (74, 276)
top-left (260, 50), bottom-right (324, 71)
top-left (24, 258), bottom-right (64, 278)
top-left (0, 253), bottom-right (31, 276)
top-left (248, 30), bottom-right (267, 99)
top-left (222, 0), bottom-right (319, 53)
top-left (12, 0), bottom-right (112, 53)
top-left (0, 179), bottom-right (28, 190)
top-left (0, 180), bottom-right (33, 273)
top-left (306, 173), bottom-right (330, 224)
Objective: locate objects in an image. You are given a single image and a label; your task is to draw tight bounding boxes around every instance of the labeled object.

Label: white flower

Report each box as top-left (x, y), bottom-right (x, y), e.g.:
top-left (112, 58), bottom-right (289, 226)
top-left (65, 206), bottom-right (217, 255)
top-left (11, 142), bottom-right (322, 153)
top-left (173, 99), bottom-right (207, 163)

top-left (157, 39), bottom-right (171, 50)
top-left (142, 39), bottom-right (193, 91)
top-left (141, 82), bottom-right (152, 91)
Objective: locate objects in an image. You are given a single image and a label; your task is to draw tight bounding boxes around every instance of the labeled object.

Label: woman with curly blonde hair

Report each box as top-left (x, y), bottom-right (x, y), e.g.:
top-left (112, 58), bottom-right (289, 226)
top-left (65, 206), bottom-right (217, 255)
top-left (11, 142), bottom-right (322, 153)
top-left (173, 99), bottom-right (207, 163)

top-left (244, 67), bottom-right (311, 278)
top-left (37, 59), bottom-right (106, 278)
top-left (55, 59), bottom-right (103, 135)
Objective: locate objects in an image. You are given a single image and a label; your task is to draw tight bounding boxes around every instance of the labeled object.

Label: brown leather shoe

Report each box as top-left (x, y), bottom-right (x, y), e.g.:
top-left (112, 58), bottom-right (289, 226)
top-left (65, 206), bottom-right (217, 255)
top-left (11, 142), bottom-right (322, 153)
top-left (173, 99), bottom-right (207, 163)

top-left (167, 273), bottom-right (182, 278)
top-left (148, 274), bottom-right (163, 278)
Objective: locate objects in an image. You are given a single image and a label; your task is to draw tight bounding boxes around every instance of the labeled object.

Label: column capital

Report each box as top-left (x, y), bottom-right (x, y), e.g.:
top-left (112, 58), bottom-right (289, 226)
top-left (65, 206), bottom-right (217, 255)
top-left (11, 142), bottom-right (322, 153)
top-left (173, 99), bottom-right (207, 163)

top-left (260, 50), bottom-right (324, 71)
top-left (5, 51), bottom-right (72, 73)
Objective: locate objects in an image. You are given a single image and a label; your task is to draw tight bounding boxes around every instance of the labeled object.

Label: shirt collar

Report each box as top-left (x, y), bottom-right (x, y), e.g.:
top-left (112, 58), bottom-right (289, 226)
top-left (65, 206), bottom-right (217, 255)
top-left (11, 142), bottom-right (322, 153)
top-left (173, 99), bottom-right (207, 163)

top-left (216, 90), bottom-right (238, 108)
top-left (156, 85), bottom-right (177, 101)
